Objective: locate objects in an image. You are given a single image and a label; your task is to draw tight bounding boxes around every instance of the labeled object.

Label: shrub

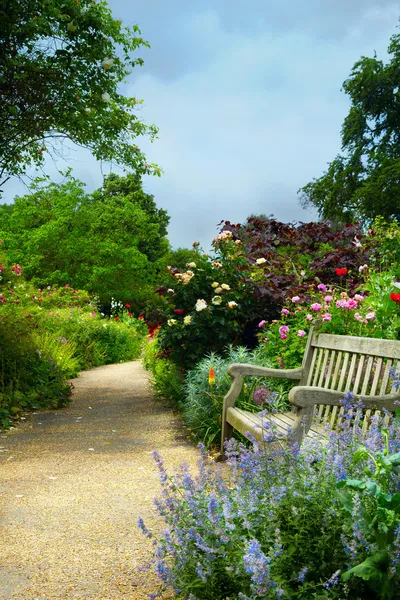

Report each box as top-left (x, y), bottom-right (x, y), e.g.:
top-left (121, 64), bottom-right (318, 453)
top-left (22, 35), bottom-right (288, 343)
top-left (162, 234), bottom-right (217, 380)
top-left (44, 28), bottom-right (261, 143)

top-left (182, 346), bottom-right (288, 447)
top-left (257, 271), bottom-right (400, 370)
top-left (155, 218), bottom-right (378, 369)
top-left (0, 309), bottom-right (72, 428)
top-left (139, 395), bottom-right (400, 599)
top-left (0, 276), bottom-right (147, 427)
top-left (142, 337), bottom-right (185, 405)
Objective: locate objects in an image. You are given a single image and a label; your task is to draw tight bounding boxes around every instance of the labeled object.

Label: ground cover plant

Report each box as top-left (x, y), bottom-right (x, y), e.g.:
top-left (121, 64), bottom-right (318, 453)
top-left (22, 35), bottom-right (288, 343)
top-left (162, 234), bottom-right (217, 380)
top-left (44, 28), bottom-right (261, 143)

top-left (139, 393), bottom-right (400, 599)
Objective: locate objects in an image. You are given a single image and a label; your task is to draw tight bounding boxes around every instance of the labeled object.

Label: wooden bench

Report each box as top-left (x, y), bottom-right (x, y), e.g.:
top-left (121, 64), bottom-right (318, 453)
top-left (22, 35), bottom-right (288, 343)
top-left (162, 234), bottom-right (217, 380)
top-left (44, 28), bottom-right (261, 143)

top-left (220, 327), bottom-right (400, 456)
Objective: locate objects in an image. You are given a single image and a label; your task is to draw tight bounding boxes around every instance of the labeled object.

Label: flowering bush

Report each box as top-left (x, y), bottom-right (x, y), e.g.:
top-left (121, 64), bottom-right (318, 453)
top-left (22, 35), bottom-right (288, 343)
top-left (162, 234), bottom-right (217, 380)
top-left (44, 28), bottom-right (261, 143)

top-left (0, 273), bottom-right (148, 427)
top-left (155, 218), bottom-right (386, 369)
top-left (181, 347), bottom-right (288, 446)
top-left (139, 395), bottom-right (400, 599)
top-left (257, 271), bottom-right (400, 373)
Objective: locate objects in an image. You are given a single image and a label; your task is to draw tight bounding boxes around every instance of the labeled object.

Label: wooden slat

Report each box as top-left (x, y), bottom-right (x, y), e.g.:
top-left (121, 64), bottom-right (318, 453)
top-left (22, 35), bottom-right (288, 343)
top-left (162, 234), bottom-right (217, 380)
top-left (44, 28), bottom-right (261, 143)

top-left (380, 359), bottom-right (392, 395)
top-left (312, 349), bottom-right (324, 386)
top-left (311, 333), bottom-right (400, 359)
top-left (345, 354), bottom-right (358, 391)
top-left (353, 355), bottom-right (365, 395)
top-left (390, 360), bottom-right (399, 393)
top-left (338, 353), bottom-right (350, 391)
top-left (330, 351), bottom-right (343, 391)
top-left (361, 356), bottom-right (374, 395)
top-left (306, 347), bottom-right (318, 385)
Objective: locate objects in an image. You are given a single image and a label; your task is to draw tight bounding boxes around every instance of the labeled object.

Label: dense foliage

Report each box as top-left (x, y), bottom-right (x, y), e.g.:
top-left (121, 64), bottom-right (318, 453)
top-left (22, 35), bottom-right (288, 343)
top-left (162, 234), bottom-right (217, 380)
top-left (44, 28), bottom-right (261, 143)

top-left (299, 30), bottom-right (400, 222)
top-left (154, 217), bottom-right (394, 369)
top-left (0, 262), bottom-right (147, 428)
top-left (0, 173), bottom-right (170, 308)
top-left (140, 397), bottom-right (400, 599)
top-left (0, 0), bottom-right (160, 190)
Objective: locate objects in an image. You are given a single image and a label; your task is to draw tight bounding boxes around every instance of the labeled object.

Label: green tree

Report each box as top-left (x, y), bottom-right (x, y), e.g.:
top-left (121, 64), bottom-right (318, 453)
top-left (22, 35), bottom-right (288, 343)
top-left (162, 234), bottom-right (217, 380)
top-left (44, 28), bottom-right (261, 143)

top-left (0, 0), bottom-right (160, 190)
top-left (3, 173), bottom-right (170, 307)
top-left (300, 29), bottom-right (400, 222)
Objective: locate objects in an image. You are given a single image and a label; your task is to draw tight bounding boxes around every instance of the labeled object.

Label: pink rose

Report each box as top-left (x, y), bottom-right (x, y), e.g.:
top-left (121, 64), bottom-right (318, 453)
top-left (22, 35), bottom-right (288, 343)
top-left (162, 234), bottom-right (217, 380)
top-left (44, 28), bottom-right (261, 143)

top-left (354, 312), bottom-right (364, 322)
top-left (297, 330), bottom-right (306, 337)
top-left (317, 284), bottom-right (327, 292)
top-left (258, 320), bottom-right (267, 327)
top-left (336, 299), bottom-right (347, 309)
top-left (365, 312), bottom-right (376, 321)
top-left (346, 299), bottom-right (357, 309)
top-left (291, 296), bottom-right (300, 303)
top-left (279, 325), bottom-right (289, 335)
top-left (306, 314), bottom-right (313, 321)
top-left (280, 333), bottom-right (287, 340)
top-left (281, 308), bottom-right (289, 315)
top-left (354, 294), bottom-right (364, 303)
top-left (311, 303), bottom-right (322, 311)
top-left (324, 295), bottom-right (333, 303)
top-left (322, 313), bottom-right (332, 321)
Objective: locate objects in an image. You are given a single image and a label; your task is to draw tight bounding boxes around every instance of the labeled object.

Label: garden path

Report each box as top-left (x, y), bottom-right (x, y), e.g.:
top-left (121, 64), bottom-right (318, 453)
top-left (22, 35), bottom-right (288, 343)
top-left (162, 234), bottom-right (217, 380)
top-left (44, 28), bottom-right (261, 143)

top-left (0, 361), bottom-right (199, 599)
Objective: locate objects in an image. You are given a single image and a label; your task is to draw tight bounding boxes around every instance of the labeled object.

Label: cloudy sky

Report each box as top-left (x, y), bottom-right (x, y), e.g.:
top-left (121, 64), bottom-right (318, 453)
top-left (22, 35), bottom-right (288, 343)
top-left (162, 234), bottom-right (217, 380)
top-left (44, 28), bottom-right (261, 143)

top-left (3, 0), bottom-right (400, 248)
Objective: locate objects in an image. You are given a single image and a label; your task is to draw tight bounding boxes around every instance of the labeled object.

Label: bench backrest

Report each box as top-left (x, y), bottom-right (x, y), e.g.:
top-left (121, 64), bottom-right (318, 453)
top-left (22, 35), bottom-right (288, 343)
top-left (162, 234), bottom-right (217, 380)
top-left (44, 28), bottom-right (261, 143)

top-left (302, 332), bottom-right (400, 430)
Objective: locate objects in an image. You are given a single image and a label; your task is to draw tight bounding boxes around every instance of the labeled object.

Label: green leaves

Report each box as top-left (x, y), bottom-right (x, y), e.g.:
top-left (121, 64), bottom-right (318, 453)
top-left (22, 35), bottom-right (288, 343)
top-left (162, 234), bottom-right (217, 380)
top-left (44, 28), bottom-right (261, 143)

top-left (2, 173), bottom-right (170, 308)
top-left (0, 0), bottom-right (160, 188)
top-left (300, 28), bottom-right (400, 222)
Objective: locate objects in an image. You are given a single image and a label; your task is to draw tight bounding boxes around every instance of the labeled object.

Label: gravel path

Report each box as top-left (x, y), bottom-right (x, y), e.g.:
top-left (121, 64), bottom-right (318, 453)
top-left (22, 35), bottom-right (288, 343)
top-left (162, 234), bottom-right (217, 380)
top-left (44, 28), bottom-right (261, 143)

top-left (0, 361), bottom-right (199, 599)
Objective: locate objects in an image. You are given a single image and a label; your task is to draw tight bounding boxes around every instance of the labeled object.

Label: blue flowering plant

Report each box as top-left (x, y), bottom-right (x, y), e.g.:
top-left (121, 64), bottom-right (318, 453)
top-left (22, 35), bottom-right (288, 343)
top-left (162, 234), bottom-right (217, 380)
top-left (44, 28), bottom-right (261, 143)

top-left (139, 391), bottom-right (400, 599)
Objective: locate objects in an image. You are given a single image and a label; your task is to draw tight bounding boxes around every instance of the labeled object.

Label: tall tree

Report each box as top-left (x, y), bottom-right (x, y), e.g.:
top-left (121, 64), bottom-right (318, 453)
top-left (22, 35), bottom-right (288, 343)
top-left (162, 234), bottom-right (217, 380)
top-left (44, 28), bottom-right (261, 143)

top-left (0, 0), bottom-right (160, 191)
top-left (299, 29), bottom-right (400, 222)
top-left (3, 174), bottom-right (170, 306)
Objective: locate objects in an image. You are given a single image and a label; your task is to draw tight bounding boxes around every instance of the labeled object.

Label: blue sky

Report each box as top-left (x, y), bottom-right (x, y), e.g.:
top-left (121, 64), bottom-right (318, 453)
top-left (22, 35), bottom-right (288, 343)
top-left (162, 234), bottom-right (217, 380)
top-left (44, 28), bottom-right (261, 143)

top-left (3, 0), bottom-right (400, 248)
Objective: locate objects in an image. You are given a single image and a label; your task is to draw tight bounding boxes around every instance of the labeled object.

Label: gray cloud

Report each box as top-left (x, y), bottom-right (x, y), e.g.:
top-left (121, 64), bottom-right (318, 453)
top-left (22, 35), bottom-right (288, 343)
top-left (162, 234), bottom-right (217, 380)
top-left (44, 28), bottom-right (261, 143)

top-left (2, 1), bottom-right (399, 249)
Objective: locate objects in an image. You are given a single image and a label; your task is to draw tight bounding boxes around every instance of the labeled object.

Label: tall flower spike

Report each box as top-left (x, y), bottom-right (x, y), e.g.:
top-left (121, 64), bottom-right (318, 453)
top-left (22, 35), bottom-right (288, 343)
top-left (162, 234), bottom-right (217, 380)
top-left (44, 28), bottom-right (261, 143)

top-left (208, 366), bottom-right (215, 387)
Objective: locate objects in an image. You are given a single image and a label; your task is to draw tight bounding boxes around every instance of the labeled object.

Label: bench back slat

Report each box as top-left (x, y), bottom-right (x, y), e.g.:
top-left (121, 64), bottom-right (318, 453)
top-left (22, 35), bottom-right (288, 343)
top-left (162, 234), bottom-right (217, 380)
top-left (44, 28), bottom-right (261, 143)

top-left (311, 333), bottom-right (400, 359)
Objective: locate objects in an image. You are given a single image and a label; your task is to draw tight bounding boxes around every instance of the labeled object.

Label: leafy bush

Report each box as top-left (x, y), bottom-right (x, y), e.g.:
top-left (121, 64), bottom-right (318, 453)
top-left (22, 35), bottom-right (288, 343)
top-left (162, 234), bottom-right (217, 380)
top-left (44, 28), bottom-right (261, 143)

top-left (0, 309), bottom-right (72, 427)
top-left (142, 337), bottom-right (185, 405)
top-left (257, 271), bottom-right (400, 370)
top-left (0, 274), bottom-right (147, 428)
top-left (155, 219), bottom-right (381, 369)
top-left (182, 346), bottom-right (288, 447)
top-left (140, 395), bottom-right (400, 599)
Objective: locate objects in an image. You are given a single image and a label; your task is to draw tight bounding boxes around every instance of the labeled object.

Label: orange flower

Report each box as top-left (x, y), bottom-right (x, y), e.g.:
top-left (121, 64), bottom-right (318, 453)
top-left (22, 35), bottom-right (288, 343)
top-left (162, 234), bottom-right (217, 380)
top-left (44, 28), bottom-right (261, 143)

top-left (208, 366), bottom-right (215, 387)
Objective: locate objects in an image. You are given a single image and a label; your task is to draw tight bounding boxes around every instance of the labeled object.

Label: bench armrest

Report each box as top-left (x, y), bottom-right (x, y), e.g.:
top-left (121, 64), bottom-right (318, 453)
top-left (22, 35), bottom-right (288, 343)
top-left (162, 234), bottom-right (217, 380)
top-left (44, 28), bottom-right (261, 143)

top-left (227, 363), bottom-right (303, 380)
top-left (289, 386), bottom-right (400, 411)
top-left (222, 364), bottom-right (303, 419)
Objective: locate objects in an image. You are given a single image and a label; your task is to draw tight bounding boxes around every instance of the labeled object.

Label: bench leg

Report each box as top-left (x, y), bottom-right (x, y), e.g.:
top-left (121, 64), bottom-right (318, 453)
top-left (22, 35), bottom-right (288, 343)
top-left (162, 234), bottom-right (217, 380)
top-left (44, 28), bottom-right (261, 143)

top-left (217, 420), bottom-right (233, 461)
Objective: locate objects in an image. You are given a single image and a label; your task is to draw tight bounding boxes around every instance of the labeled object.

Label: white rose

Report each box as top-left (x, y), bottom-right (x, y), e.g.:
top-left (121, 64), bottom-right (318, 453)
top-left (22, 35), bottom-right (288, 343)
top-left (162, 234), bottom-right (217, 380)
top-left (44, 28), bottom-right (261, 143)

top-left (195, 299), bottom-right (207, 312)
top-left (183, 315), bottom-right (192, 325)
top-left (186, 262), bottom-right (196, 268)
top-left (212, 296), bottom-right (222, 306)
top-left (211, 282), bottom-right (219, 288)
top-left (167, 319), bottom-right (177, 326)
top-left (101, 92), bottom-right (111, 103)
top-left (256, 258), bottom-right (266, 265)
top-left (214, 287), bottom-right (222, 294)
top-left (221, 284), bottom-right (230, 291)
top-left (227, 301), bottom-right (238, 309)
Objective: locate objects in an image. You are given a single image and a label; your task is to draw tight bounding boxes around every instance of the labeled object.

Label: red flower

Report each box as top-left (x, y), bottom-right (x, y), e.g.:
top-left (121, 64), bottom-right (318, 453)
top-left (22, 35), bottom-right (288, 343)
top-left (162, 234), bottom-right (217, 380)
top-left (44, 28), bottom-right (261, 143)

top-left (127, 312), bottom-right (132, 317)
top-left (335, 268), bottom-right (347, 277)
top-left (390, 293), bottom-right (400, 303)
top-left (139, 315), bottom-right (144, 320)
top-left (208, 366), bottom-right (216, 387)
top-left (125, 303), bottom-right (131, 308)
top-left (114, 317), bottom-right (119, 321)
top-left (174, 309), bottom-right (185, 315)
